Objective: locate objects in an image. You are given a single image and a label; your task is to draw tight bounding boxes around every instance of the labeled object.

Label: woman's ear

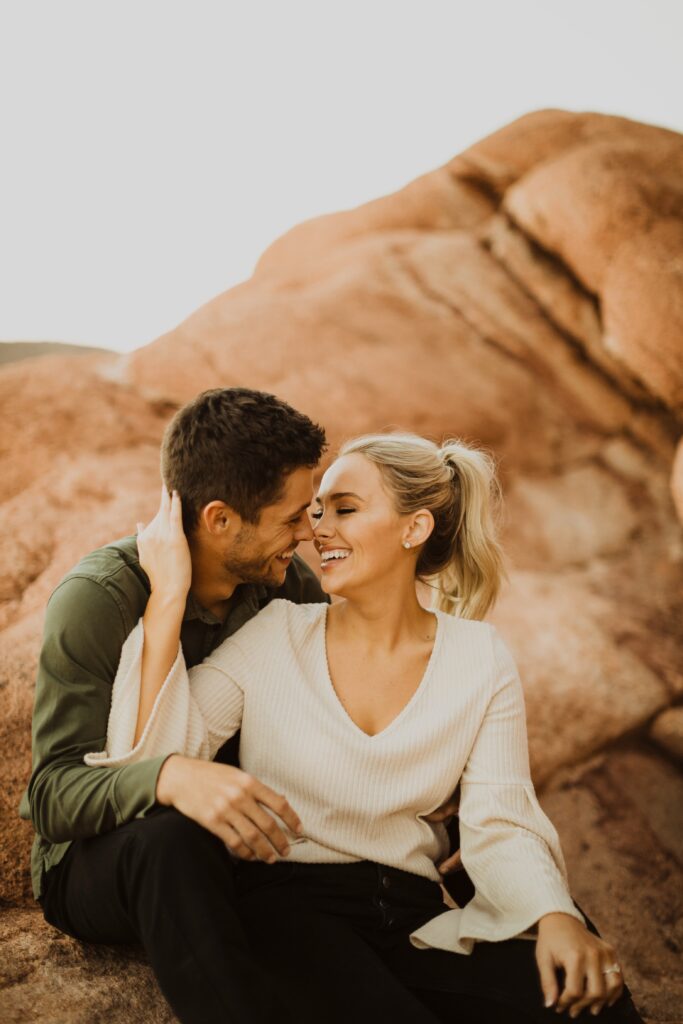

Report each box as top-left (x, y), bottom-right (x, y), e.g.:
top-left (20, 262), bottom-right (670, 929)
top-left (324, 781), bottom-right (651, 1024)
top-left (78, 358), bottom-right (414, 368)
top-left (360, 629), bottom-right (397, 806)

top-left (403, 509), bottom-right (434, 548)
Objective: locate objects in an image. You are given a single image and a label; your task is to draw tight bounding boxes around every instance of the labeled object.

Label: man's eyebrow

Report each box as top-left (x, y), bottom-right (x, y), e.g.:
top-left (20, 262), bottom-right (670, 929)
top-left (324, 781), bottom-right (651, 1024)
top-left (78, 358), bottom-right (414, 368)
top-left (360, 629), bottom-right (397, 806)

top-left (314, 492), bottom-right (363, 504)
top-left (284, 502), bottom-right (313, 520)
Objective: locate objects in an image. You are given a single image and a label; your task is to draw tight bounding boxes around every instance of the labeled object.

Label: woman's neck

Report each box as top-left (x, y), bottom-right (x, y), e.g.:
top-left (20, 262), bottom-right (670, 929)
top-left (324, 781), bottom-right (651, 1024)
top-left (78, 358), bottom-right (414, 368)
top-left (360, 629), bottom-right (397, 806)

top-left (330, 585), bottom-right (436, 652)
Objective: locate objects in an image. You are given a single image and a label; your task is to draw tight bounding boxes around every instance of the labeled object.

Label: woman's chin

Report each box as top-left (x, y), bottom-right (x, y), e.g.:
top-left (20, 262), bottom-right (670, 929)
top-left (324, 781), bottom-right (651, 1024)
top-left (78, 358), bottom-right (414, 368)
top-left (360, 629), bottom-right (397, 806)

top-left (320, 571), bottom-right (352, 598)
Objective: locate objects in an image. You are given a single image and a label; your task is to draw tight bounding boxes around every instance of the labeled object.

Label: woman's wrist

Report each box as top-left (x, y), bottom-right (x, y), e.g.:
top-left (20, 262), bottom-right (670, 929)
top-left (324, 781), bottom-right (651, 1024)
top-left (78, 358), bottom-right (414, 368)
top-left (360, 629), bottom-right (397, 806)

top-left (537, 911), bottom-right (585, 930)
top-left (146, 588), bottom-right (188, 615)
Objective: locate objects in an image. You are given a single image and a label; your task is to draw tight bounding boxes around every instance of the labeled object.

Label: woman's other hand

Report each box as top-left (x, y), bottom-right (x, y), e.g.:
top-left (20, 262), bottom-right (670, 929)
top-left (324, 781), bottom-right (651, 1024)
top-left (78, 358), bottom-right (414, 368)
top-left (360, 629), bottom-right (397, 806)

top-left (136, 486), bottom-right (192, 602)
top-left (535, 912), bottom-right (624, 1017)
top-left (424, 785), bottom-right (463, 876)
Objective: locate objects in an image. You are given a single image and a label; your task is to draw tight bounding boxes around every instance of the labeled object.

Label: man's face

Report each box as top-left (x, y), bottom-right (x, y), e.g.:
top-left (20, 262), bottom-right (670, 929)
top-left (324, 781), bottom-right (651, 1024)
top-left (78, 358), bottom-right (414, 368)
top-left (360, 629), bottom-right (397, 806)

top-left (221, 466), bottom-right (316, 587)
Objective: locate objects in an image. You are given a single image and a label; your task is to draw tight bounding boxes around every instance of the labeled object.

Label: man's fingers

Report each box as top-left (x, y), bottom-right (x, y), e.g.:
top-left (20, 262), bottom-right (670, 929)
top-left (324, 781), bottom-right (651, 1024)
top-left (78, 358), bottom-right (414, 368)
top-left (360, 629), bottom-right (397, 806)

top-left (228, 811), bottom-right (285, 863)
top-left (437, 849), bottom-right (463, 875)
top-left (245, 800), bottom-right (295, 857)
top-left (535, 947), bottom-right (559, 1010)
top-left (205, 818), bottom-right (255, 860)
top-left (249, 779), bottom-right (303, 836)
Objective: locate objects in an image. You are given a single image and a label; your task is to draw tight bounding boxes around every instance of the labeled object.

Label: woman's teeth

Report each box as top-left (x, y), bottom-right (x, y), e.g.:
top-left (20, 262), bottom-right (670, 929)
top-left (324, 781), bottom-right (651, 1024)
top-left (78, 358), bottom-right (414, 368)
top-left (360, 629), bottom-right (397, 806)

top-left (321, 550), bottom-right (351, 565)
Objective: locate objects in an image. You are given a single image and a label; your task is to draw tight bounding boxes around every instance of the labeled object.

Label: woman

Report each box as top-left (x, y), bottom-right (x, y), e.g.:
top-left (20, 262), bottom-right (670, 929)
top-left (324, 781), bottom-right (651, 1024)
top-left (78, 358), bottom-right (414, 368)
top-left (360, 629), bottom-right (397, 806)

top-left (87, 432), bottom-right (643, 1023)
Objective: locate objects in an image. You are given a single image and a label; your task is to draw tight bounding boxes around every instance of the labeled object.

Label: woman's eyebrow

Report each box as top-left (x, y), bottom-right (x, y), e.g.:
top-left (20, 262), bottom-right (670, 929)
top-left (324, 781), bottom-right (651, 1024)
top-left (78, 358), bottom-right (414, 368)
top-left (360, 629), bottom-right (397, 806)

top-left (315, 491), bottom-right (363, 504)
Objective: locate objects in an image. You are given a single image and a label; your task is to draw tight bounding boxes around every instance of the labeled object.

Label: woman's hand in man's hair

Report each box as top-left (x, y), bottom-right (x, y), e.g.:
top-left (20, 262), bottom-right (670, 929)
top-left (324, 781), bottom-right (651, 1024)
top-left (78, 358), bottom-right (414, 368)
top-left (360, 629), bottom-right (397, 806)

top-left (136, 485), bottom-right (192, 603)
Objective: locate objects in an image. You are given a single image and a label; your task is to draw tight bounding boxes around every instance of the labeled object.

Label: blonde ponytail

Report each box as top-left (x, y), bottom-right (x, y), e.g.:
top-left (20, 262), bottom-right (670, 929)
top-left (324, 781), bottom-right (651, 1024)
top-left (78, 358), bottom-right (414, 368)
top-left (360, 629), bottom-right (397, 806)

top-left (433, 441), bottom-right (507, 618)
top-left (339, 432), bottom-right (507, 620)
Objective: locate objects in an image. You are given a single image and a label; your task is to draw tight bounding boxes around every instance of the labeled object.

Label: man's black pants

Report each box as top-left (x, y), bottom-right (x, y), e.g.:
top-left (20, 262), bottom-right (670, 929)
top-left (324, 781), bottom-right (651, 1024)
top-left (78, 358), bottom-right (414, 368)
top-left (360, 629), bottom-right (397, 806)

top-left (40, 808), bottom-right (294, 1024)
top-left (41, 808), bottom-right (644, 1024)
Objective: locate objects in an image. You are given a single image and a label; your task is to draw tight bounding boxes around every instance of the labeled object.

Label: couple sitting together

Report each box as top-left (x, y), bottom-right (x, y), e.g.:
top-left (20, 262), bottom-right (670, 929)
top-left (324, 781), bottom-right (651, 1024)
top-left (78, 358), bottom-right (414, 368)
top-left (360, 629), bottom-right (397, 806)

top-left (21, 387), bottom-right (643, 1023)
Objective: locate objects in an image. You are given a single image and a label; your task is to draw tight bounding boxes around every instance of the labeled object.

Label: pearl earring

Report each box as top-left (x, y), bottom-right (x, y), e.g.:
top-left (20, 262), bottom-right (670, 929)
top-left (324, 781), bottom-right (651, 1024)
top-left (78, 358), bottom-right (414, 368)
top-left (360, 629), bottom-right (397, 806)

top-left (403, 541), bottom-right (411, 549)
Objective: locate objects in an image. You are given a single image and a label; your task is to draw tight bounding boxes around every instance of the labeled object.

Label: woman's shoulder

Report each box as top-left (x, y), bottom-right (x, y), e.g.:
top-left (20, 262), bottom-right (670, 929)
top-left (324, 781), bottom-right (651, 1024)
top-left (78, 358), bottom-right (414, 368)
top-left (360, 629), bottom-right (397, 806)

top-left (435, 612), bottom-right (516, 672)
top-left (435, 609), bottom-right (494, 645)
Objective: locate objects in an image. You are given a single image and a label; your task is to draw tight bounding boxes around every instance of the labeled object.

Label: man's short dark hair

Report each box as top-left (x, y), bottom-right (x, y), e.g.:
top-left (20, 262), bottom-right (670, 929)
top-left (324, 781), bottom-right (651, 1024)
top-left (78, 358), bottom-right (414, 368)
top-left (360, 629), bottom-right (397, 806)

top-left (161, 388), bottom-right (327, 533)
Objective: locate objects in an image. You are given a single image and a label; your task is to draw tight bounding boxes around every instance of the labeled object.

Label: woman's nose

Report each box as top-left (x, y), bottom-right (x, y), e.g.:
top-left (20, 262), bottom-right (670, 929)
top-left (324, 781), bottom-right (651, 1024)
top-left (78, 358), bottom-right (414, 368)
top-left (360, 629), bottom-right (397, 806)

top-left (312, 514), bottom-right (334, 539)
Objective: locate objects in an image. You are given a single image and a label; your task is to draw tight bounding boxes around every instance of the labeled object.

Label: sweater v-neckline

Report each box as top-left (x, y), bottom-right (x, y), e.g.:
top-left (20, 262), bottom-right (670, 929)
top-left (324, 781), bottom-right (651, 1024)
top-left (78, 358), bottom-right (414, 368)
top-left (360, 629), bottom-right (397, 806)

top-left (319, 604), bottom-right (443, 740)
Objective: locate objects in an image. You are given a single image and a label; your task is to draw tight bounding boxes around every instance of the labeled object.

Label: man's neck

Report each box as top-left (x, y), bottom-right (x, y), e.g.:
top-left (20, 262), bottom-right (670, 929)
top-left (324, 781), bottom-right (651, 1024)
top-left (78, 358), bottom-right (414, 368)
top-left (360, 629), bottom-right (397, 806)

top-left (188, 539), bottom-right (242, 621)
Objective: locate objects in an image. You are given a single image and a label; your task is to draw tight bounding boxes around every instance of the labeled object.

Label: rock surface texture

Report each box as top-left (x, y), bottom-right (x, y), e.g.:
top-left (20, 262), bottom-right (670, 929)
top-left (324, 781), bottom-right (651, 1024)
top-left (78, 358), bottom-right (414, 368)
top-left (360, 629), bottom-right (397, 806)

top-left (1, 110), bottom-right (682, 1023)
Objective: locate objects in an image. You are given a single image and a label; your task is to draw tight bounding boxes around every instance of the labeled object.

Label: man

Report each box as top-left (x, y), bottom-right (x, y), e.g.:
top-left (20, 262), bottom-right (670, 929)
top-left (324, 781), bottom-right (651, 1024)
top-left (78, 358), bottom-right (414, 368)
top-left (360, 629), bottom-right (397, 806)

top-left (20, 386), bottom-right (462, 1024)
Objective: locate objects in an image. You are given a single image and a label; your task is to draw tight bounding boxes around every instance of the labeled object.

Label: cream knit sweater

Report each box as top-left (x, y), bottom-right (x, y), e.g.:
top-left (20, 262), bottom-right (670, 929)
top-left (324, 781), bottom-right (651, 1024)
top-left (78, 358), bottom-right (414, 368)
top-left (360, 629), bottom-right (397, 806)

top-left (85, 599), bottom-right (586, 955)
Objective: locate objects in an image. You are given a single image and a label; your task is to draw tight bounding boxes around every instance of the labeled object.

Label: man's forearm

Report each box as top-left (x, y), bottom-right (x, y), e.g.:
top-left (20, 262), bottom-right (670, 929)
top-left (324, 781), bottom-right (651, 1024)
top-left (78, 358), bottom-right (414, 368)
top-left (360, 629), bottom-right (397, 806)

top-left (28, 755), bottom-right (170, 843)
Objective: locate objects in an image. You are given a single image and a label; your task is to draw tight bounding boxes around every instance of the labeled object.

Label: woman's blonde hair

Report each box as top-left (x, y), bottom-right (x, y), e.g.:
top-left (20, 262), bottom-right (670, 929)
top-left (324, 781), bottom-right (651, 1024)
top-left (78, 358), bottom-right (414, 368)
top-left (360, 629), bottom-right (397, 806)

top-left (338, 432), bottom-right (507, 619)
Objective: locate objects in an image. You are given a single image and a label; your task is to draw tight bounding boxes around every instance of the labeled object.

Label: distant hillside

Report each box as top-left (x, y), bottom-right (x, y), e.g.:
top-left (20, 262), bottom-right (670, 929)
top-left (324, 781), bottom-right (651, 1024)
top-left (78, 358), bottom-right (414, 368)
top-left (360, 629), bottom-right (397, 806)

top-left (0, 341), bottom-right (111, 366)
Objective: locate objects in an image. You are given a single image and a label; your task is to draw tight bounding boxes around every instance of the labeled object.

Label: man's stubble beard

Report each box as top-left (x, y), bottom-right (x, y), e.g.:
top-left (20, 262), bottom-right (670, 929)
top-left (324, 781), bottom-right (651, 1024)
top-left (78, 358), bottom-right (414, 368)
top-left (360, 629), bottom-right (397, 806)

top-left (220, 527), bottom-right (284, 588)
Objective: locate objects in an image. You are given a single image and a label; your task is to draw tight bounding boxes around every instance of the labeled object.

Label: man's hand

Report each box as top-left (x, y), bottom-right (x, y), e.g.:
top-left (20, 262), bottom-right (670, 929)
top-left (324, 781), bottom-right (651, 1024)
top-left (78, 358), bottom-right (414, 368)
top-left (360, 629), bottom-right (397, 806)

top-left (157, 755), bottom-right (303, 863)
top-left (424, 786), bottom-right (463, 876)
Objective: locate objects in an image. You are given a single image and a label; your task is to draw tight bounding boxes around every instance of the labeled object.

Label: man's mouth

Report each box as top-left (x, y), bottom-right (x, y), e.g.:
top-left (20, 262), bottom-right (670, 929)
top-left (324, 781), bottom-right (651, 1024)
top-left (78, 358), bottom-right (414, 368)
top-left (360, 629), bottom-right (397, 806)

top-left (320, 549), bottom-right (351, 569)
top-left (276, 548), bottom-right (297, 562)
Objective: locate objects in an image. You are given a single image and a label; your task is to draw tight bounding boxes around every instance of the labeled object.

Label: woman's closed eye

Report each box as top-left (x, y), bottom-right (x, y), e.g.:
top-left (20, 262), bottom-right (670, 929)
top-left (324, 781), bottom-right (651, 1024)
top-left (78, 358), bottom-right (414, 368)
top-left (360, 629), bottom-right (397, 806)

top-left (311, 507), bottom-right (356, 520)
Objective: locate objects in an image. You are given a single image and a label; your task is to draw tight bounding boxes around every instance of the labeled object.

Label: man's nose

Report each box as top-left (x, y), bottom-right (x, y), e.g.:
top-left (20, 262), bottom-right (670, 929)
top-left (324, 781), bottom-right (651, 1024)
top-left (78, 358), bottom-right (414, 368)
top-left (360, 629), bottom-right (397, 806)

top-left (294, 518), bottom-right (315, 542)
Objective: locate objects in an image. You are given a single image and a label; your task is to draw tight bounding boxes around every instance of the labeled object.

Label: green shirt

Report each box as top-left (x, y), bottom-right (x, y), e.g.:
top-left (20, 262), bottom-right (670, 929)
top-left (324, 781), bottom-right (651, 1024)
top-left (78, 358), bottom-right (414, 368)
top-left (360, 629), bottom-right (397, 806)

top-left (19, 535), bottom-right (329, 899)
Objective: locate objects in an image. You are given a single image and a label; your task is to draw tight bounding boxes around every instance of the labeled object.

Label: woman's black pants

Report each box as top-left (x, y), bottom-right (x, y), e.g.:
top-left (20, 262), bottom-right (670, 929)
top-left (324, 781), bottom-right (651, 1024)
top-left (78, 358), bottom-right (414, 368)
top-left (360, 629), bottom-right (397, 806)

top-left (40, 807), bottom-right (645, 1024)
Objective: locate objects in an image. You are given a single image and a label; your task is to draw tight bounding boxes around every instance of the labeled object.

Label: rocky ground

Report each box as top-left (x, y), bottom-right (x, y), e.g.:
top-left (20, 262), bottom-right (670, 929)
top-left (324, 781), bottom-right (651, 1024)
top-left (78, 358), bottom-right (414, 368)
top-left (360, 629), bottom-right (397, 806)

top-left (1, 108), bottom-right (682, 1020)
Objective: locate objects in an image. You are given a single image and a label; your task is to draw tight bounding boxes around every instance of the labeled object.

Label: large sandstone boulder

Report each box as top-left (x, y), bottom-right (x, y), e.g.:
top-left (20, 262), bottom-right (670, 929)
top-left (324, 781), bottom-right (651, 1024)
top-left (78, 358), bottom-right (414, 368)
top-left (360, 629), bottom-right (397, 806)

top-left (1, 109), bottom-right (682, 1022)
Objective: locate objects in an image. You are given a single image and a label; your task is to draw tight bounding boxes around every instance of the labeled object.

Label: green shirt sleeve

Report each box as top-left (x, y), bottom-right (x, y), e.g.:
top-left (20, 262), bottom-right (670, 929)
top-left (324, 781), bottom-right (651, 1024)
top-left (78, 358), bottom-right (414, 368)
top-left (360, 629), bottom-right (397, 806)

top-left (24, 576), bottom-right (170, 843)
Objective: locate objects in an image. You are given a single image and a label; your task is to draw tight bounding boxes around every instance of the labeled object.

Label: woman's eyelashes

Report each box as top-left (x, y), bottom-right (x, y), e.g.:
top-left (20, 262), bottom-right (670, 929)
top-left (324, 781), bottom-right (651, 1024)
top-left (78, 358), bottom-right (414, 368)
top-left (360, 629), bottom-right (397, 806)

top-left (311, 507), bottom-right (356, 521)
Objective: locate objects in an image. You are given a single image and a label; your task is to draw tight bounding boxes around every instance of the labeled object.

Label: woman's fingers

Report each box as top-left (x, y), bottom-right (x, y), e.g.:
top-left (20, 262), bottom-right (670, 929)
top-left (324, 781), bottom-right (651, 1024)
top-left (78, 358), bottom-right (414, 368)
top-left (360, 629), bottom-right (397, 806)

top-left (567, 953), bottom-right (606, 1017)
top-left (437, 849), bottom-right (462, 875)
top-left (604, 964), bottom-right (625, 1007)
top-left (554, 953), bottom-right (586, 1014)
top-left (170, 489), bottom-right (183, 529)
top-left (423, 792), bottom-right (459, 822)
top-left (534, 946), bottom-right (559, 1010)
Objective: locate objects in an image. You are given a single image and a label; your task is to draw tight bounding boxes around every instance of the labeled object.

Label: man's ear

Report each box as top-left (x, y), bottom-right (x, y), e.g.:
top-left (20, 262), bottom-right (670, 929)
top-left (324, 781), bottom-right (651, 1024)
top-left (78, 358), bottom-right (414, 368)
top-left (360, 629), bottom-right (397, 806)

top-left (201, 501), bottom-right (240, 537)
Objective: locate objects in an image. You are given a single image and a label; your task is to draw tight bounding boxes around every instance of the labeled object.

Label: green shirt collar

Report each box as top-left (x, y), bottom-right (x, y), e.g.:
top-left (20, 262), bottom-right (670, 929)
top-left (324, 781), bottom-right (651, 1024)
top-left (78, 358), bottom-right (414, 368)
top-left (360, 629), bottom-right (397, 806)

top-left (183, 581), bottom-right (268, 625)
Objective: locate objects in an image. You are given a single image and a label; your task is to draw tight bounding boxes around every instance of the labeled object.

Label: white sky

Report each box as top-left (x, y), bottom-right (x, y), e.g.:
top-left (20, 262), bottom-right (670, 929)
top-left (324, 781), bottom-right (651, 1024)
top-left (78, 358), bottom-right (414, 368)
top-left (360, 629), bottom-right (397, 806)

top-left (1, 0), bottom-right (682, 353)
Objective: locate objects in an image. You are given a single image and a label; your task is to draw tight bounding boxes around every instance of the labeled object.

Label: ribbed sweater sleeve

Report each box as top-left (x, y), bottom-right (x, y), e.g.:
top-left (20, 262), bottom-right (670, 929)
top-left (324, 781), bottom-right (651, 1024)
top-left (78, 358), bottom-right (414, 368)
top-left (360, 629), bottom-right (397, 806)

top-left (409, 627), bottom-right (585, 953)
top-left (84, 620), bottom-right (245, 767)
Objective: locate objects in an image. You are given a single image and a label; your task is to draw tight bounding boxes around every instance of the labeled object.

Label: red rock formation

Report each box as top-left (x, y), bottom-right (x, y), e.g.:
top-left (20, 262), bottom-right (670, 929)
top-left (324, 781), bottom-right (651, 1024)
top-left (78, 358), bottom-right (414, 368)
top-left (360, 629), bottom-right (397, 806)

top-left (1, 110), bottom-right (681, 1021)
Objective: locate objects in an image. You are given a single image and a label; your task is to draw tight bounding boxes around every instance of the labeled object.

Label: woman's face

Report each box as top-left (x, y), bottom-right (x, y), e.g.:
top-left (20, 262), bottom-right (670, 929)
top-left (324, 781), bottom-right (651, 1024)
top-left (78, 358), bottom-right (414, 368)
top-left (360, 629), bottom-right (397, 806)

top-left (311, 453), bottom-right (413, 597)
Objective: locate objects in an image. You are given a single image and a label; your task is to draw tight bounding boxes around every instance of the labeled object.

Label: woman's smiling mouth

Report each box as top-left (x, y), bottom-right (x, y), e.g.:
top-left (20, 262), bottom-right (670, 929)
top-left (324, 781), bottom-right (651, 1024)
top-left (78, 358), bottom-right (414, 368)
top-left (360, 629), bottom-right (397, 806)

top-left (320, 549), bottom-right (351, 570)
